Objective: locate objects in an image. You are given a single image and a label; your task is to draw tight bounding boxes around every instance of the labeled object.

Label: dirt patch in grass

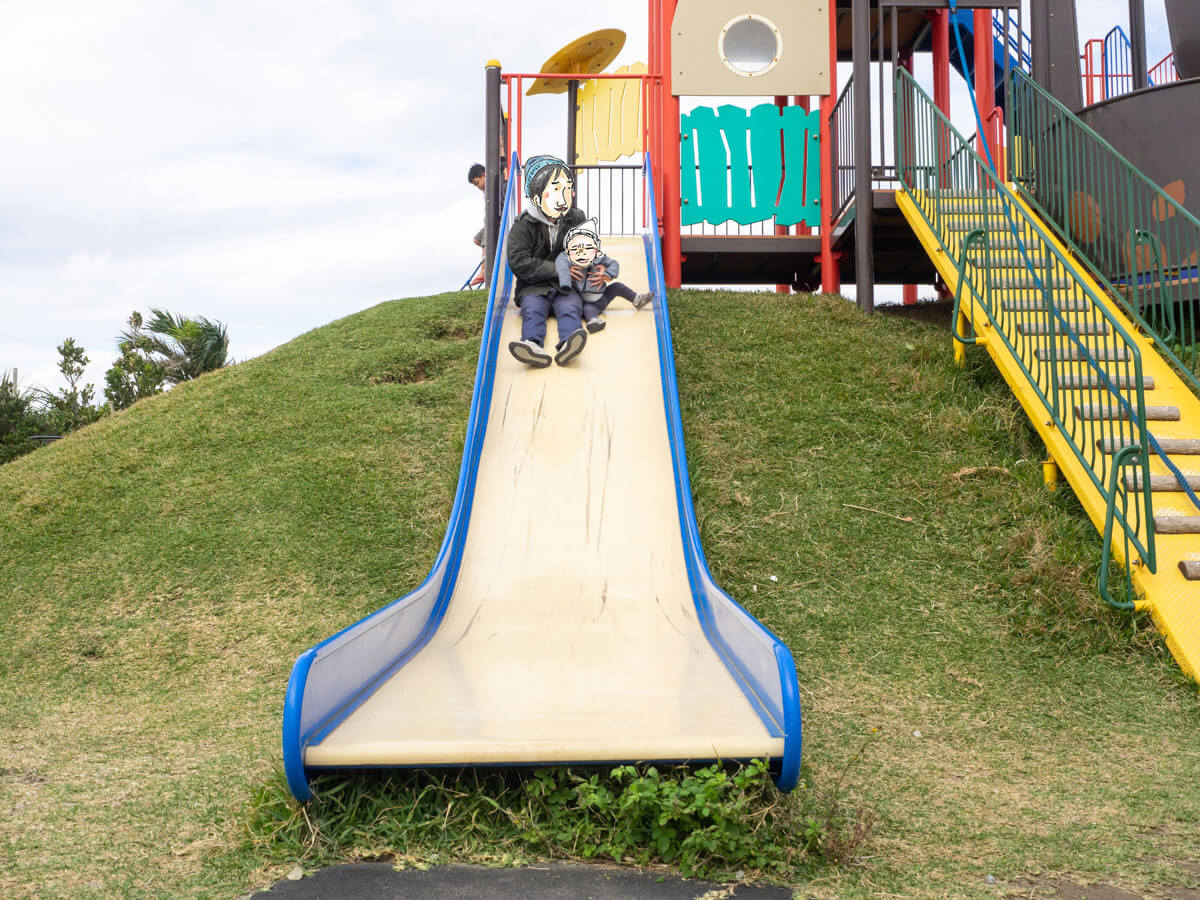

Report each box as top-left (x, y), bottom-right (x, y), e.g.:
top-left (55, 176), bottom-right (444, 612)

top-left (1007, 875), bottom-right (1200, 899)
top-left (878, 299), bottom-right (954, 327)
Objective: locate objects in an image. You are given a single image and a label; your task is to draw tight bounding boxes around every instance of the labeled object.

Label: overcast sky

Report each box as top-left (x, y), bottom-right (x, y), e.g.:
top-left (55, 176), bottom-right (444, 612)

top-left (1, 1), bottom-right (1173, 395)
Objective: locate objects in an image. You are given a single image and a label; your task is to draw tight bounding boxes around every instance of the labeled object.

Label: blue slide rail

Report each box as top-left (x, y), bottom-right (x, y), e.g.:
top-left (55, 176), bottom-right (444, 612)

top-left (640, 156), bottom-right (802, 791)
top-left (281, 154), bottom-right (801, 801)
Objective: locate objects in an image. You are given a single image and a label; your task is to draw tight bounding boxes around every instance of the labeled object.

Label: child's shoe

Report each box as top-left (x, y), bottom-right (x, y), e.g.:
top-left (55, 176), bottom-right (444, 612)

top-left (585, 315), bottom-right (606, 333)
top-left (509, 339), bottom-right (552, 368)
top-left (554, 328), bottom-right (588, 366)
top-left (631, 292), bottom-right (654, 310)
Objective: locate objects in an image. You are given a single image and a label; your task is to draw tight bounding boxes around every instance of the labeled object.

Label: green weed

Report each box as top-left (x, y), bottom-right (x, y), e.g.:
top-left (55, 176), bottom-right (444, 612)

top-left (243, 757), bottom-right (875, 882)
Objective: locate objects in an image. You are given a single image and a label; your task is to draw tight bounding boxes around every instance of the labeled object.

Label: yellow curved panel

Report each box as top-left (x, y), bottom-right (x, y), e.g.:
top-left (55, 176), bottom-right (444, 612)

top-left (575, 63), bottom-right (646, 165)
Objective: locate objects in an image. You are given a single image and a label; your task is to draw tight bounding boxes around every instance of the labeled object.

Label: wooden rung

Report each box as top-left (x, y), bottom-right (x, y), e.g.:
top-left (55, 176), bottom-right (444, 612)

top-left (1155, 516), bottom-right (1200, 534)
top-left (1178, 560), bottom-right (1200, 580)
top-left (1019, 321), bottom-right (1109, 336)
top-left (1075, 404), bottom-right (1179, 421)
top-left (1100, 437), bottom-right (1200, 454)
top-left (1060, 374), bottom-right (1154, 390)
top-left (1038, 346), bottom-right (1130, 362)
top-left (1002, 300), bottom-right (1090, 312)
top-left (1124, 472), bottom-right (1200, 491)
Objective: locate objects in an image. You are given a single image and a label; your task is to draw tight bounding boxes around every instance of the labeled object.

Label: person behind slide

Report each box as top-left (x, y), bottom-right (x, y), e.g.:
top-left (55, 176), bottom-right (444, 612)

top-left (507, 155), bottom-right (589, 368)
top-left (554, 218), bottom-right (654, 333)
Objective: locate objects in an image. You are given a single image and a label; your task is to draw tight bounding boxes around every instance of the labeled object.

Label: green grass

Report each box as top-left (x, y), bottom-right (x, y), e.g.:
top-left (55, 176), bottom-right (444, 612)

top-left (1, 289), bottom-right (1198, 898)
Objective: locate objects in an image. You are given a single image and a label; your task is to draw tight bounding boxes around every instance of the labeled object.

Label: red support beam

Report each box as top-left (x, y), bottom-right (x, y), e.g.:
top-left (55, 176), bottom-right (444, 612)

top-left (658, 0), bottom-right (682, 289)
top-left (930, 10), bottom-right (951, 189)
top-left (973, 9), bottom-right (997, 165)
top-left (931, 10), bottom-right (950, 117)
top-left (819, 0), bottom-right (839, 294)
top-left (774, 95), bottom-right (791, 294)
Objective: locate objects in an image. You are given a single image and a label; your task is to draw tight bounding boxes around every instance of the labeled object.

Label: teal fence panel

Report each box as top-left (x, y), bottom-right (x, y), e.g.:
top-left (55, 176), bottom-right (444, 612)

top-left (680, 103), bottom-right (820, 227)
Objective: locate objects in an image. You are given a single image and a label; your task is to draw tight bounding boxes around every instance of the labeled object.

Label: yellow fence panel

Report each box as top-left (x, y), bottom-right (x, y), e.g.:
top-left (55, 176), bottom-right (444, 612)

top-left (575, 63), bottom-right (646, 165)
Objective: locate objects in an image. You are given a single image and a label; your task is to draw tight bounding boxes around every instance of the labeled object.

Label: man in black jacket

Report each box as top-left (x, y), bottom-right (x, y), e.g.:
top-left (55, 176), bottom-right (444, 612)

top-left (507, 155), bottom-right (591, 368)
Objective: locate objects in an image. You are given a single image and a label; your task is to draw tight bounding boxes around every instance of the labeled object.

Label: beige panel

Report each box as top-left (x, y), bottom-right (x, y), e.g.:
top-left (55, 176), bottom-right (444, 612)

top-left (307, 237), bottom-right (783, 768)
top-left (672, 0), bottom-right (829, 97)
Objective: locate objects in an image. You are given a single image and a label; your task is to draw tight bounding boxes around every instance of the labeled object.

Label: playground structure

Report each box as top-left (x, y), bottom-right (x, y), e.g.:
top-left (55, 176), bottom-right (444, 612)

top-left (283, 0), bottom-right (1200, 802)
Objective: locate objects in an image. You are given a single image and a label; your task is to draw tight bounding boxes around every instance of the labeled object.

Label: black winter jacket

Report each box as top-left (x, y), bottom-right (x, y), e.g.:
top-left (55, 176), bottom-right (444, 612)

top-left (507, 207), bottom-right (587, 302)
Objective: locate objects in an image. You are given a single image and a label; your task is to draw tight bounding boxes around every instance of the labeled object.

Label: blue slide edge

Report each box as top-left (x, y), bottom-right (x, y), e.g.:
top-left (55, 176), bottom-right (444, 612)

top-left (282, 159), bottom-right (522, 802)
top-left (641, 156), bottom-right (801, 791)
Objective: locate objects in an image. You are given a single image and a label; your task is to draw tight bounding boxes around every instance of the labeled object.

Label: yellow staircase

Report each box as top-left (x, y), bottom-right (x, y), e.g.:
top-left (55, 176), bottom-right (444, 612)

top-left (898, 186), bottom-right (1200, 684)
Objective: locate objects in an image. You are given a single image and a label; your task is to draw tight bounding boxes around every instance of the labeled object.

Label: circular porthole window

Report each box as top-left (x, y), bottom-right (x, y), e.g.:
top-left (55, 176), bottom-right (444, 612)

top-left (719, 14), bottom-right (781, 77)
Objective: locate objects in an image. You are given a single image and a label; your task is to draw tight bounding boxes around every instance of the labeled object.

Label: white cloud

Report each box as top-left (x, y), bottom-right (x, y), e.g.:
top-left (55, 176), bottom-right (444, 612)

top-left (0, 0), bottom-right (1179, 393)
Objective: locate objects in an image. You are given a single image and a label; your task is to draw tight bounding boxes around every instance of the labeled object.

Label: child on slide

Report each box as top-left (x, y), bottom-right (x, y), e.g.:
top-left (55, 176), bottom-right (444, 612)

top-left (554, 218), bottom-right (654, 333)
top-left (506, 155), bottom-right (589, 368)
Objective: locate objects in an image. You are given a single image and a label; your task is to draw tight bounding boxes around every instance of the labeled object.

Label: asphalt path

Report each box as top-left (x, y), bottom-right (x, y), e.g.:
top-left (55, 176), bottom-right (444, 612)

top-left (252, 862), bottom-right (793, 898)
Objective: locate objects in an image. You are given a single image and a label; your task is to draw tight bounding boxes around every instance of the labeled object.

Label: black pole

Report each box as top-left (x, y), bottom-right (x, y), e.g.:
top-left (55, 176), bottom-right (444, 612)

top-left (1130, 0), bottom-right (1149, 89)
top-left (484, 61), bottom-right (502, 290)
top-left (853, 0), bottom-right (875, 313)
top-left (567, 79), bottom-right (579, 206)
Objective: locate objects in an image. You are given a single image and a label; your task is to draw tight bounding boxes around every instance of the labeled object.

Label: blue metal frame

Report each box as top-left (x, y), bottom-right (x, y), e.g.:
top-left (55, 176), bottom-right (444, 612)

top-left (281, 155), bottom-right (802, 801)
top-left (282, 158), bottom-right (521, 802)
top-left (641, 155), bottom-right (802, 790)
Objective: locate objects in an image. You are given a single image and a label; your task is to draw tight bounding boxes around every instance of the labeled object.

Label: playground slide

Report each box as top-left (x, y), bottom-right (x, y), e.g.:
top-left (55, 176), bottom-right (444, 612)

top-left (282, 162), bottom-right (801, 801)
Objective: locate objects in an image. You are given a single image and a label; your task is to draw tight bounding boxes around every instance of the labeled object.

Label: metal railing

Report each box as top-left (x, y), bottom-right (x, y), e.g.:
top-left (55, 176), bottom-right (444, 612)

top-left (1081, 31), bottom-right (1177, 104)
top-left (830, 77), bottom-right (855, 220)
top-left (992, 9), bottom-right (1031, 73)
top-left (574, 163), bottom-right (645, 235)
top-left (1148, 51), bottom-right (1179, 87)
top-left (895, 67), bottom-right (1156, 581)
top-left (1008, 68), bottom-right (1200, 395)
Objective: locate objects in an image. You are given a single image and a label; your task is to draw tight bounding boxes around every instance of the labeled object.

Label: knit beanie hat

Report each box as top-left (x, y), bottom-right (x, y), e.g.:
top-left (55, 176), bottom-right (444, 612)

top-left (523, 155), bottom-right (569, 199)
top-left (564, 218), bottom-right (601, 249)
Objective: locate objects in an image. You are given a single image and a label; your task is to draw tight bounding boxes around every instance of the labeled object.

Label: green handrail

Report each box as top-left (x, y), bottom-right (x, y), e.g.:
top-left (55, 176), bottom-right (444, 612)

top-left (1007, 68), bottom-right (1200, 395)
top-left (894, 67), bottom-right (1156, 576)
top-left (952, 229), bottom-right (987, 346)
top-left (1099, 444), bottom-right (1146, 609)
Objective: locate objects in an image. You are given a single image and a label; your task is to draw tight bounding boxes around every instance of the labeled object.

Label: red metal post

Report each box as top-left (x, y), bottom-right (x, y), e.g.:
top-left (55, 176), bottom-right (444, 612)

top-left (930, 10), bottom-right (951, 189)
top-left (932, 10), bottom-right (950, 115)
top-left (774, 95), bottom-right (791, 294)
top-left (659, 0), bottom-right (682, 288)
top-left (819, 0), bottom-right (839, 294)
top-left (974, 9), bottom-right (997, 165)
top-left (792, 94), bottom-right (812, 241)
top-left (648, 0), bottom-right (661, 216)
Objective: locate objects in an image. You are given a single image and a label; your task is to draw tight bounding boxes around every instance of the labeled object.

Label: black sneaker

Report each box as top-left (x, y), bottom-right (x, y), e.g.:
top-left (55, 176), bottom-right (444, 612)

top-left (554, 328), bottom-right (588, 366)
top-left (509, 339), bottom-right (552, 368)
top-left (585, 316), bottom-right (606, 333)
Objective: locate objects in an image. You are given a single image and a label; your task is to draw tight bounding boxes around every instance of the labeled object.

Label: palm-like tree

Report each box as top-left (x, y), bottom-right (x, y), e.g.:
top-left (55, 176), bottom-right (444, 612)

top-left (143, 308), bottom-right (230, 383)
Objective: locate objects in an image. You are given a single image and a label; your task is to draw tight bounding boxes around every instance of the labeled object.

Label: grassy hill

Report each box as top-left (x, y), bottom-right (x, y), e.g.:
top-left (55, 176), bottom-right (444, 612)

top-left (1, 289), bottom-right (1197, 898)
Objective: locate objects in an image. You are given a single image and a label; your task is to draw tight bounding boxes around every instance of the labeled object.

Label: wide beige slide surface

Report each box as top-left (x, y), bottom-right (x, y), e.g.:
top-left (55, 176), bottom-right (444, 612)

top-left (306, 237), bottom-right (782, 766)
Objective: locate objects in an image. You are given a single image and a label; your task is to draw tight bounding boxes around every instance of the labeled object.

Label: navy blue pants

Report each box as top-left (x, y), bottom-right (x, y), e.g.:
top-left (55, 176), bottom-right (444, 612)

top-left (519, 289), bottom-right (583, 347)
top-left (580, 281), bottom-right (637, 321)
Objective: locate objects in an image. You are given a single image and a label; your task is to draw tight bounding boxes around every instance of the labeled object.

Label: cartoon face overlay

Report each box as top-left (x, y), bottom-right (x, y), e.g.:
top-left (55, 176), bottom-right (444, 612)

top-left (566, 234), bottom-right (599, 267)
top-left (537, 170), bottom-right (574, 220)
